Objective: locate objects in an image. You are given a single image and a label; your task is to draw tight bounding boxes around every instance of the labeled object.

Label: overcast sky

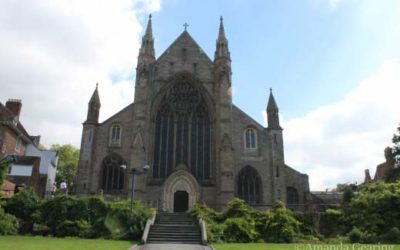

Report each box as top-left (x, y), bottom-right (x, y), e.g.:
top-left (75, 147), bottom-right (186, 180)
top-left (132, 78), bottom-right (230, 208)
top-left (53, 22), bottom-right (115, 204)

top-left (1, 0), bottom-right (399, 190)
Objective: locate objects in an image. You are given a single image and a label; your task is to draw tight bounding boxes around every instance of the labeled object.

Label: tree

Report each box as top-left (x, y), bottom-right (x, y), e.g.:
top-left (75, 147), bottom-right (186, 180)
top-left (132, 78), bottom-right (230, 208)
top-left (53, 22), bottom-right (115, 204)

top-left (50, 144), bottom-right (79, 190)
top-left (384, 124), bottom-right (400, 183)
top-left (392, 123), bottom-right (400, 167)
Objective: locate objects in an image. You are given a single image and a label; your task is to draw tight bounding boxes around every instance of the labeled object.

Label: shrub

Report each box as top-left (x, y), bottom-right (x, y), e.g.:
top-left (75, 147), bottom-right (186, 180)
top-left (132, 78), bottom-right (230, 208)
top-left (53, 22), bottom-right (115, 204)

top-left (56, 220), bottom-right (91, 237)
top-left (348, 227), bottom-right (378, 244)
top-left (105, 201), bottom-right (152, 240)
top-left (294, 212), bottom-right (317, 236)
top-left (262, 205), bottom-right (301, 243)
top-left (348, 227), bottom-right (362, 243)
top-left (39, 194), bottom-right (80, 234)
top-left (0, 208), bottom-right (18, 235)
top-left (207, 223), bottom-right (226, 243)
top-left (32, 223), bottom-right (51, 236)
top-left (222, 217), bottom-right (257, 242)
top-left (3, 188), bottom-right (39, 233)
top-left (319, 209), bottom-right (345, 237)
top-left (190, 203), bottom-right (223, 223)
top-left (381, 227), bottom-right (400, 243)
top-left (224, 198), bottom-right (251, 219)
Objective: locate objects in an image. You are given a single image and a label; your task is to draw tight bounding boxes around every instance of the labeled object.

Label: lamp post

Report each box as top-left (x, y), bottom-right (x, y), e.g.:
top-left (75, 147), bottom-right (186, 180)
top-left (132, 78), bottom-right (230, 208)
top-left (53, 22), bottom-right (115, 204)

top-left (121, 164), bottom-right (150, 210)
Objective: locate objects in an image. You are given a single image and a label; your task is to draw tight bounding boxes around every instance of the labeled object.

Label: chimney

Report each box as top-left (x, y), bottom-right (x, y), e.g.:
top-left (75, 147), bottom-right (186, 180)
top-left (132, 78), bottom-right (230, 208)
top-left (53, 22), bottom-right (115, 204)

top-left (364, 169), bottom-right (372, 183)
top-left (5, 99), bottom-right (22, 119)
top-left (30, 136), bottom-right (41, 147)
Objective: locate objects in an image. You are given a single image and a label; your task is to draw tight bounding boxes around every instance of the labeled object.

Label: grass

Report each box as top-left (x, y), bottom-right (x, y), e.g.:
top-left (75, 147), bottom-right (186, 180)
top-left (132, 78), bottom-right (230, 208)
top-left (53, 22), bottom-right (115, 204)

top-left (0, 236), bottom-right (133, 250)
top-left (213, 243), bottom-right (400, 250)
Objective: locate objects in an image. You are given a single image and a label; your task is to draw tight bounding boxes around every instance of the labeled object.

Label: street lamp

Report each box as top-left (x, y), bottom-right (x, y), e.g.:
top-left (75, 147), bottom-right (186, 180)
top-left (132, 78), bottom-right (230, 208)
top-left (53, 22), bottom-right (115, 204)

top-left (120, 164), bottom-right (150, 210)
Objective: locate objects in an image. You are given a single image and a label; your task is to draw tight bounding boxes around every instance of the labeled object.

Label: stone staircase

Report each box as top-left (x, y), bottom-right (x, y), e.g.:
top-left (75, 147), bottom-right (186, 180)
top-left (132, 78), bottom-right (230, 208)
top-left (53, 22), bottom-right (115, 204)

top-left (147, 212), bottom-right (202, 244)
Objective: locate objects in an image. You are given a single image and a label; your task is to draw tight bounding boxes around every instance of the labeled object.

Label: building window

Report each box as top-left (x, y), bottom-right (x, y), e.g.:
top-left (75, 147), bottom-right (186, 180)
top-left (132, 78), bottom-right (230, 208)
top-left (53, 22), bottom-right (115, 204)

top-left (152, 80), bottom-right (212, 181)
top-left (286, 187), bottom-right (299, 208)
top-left (15, 137), bottom-right (22, 152)
top-left (236, 166), bottom-right (262, 204)
top-left (101, 154), bottom-right (126, 191)
top-left (109, 124), bottom-right (121, 145)
top-left (244, 128), bottom-right (257, 149)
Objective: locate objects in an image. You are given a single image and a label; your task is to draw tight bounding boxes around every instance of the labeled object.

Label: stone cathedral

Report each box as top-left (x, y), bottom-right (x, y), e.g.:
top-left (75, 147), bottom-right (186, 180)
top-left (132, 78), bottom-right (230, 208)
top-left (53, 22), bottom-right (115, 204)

top-left (76, 16), bottom-right (309, 212)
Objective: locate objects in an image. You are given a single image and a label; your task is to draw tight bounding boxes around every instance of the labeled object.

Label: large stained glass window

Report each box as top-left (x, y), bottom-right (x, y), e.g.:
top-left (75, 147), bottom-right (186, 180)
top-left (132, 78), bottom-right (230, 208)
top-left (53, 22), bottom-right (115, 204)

top-left (152, 81), bottom-right (212, 181)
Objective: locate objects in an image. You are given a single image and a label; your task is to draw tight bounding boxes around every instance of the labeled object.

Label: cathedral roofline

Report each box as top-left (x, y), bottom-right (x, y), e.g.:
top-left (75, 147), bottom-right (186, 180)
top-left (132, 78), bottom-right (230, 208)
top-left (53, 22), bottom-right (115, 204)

top-left (156, 30), bottom-right (213, 64)
top-left (232, 104), bottom-right (265, 130)
top-left (98, 103), bottom-right (135, 125)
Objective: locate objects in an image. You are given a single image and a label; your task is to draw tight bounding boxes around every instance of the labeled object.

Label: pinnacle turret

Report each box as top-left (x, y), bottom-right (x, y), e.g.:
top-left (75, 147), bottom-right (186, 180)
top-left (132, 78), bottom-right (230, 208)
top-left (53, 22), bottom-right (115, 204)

top-left (214, 16), bottom-right (230, 60)
top-left (267, 89), bottom-right (281, 129)
top-left (267, 88), bottom-right (279, 112)
top-left (87, 83), bottom-right (101, 123)
top-left (139, 14), bottom-right (155, 58)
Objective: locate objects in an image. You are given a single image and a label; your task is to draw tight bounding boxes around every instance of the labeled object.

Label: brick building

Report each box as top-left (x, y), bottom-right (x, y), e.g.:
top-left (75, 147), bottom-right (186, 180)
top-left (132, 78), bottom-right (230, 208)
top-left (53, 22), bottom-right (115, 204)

top-left (0, 99), bottom-right (58, 197)
top-left (76, 16), bottom-right (310, 211)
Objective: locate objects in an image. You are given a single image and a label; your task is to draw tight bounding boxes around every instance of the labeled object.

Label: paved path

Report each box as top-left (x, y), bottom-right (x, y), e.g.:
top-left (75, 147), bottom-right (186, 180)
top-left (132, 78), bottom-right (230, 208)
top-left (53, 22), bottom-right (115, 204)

top-left (131, 244), bottom-right (213, 250)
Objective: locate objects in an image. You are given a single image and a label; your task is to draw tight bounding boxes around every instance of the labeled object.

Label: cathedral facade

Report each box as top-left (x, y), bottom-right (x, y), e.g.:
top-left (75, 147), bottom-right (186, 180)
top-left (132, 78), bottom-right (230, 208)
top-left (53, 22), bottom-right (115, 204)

top-left (76, 16), bottom-right (309, 212)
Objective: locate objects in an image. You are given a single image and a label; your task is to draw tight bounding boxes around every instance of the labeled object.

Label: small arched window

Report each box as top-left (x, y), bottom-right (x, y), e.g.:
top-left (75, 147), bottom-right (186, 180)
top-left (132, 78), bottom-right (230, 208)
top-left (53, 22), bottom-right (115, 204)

top-left (110, 124), bottom-right (121, 145)
top-left (244, 128), bottom-right (257, 149)
top-left (236, 166), bottom-right (262, 204)
top-left (101, 154), bottom-right (126, 191)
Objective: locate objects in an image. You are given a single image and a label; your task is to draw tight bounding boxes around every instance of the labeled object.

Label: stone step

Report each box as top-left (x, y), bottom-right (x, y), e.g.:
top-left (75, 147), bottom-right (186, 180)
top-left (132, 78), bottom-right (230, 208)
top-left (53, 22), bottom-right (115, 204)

top-left (147, 212), bottom-right (202, 245)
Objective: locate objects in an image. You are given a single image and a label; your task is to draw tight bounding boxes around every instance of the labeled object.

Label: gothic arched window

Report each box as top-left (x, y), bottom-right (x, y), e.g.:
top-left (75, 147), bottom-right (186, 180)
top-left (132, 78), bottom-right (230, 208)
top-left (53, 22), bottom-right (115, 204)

top-left (101, 154), bottom-right (126, 191)
top-left (236, 166), bottom-right (262, 204)
top-left (244, 128), bottom-right (257, 149)
top-left (286, 187), bottom-right (299, 206)
top-left (152, 80), bottom-right (212, 182)
top-left (109, 124), bottom-right (121, 146)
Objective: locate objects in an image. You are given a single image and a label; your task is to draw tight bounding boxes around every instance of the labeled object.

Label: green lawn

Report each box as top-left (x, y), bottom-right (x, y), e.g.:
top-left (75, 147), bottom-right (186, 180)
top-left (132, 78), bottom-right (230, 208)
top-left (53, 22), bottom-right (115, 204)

top-left (213, 243), bottom-right (400, 250)
top-left (0, 236), bottom-right (133, 250)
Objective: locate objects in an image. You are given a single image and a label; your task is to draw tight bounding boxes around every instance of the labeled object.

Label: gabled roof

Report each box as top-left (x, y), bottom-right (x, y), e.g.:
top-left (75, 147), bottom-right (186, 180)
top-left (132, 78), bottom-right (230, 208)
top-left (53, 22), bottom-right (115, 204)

top-left (0, 102), bottom-right (32, 144)
top-left (156, 31), bottom-right (213, 64)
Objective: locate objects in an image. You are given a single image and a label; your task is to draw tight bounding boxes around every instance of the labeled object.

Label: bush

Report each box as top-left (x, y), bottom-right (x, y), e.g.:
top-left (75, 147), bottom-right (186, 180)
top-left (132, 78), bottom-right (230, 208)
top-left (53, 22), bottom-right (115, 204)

top-left (32, 223), bottom-right (51, 236)
top-left (105, 201), bottom-right (152, 240)
top-left (0, 208), bottom-right (18, 235)
top-left (348, 227), bottom-right (378, 244)
top-left (207, 223), bottom-right (226, 243)
top-left (3, 188), bottom-right (39, 233)
top-left (262, 205), bottom-right (301, 243)
top-left (381, 227), bottom-right (400, 243)
top-left (348, 227), bottom-right (362, 243)
top-left (222, 217), bottom-right (257, 242)
top-left (56, 220), bottom-right (91, 237)
top-left (224, 198), bottom-right (252, 219)
top-left (319, 209), bottom-right (346, 237)
top-left (190, 203), bottom-right (223, 223)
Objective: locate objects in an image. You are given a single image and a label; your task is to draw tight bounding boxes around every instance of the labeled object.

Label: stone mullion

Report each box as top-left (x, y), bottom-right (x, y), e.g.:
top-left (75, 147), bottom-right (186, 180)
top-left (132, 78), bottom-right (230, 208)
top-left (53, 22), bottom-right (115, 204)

top-left (209, 121), bottom-right (212, 179)
top-left (173, 115), bottom-right (177, 170)
top-left (158, 118), bottom-right (163, 178)
top-left (180, 117), bottom-right (184, 164)
top-left (195, 118), bottom-right (198, 178)
top-left (202, 118), bottom-right (205, 180)
top-left (188, 115), bottom-right (192, 172)
top-left (165, 116), bottom-right (170, 176)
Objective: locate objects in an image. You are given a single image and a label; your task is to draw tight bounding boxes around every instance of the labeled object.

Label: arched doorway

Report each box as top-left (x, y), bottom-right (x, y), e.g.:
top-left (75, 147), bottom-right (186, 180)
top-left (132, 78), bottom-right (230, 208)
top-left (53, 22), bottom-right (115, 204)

top-left (162, 168), bottom-right (200, 212)
top-left (174, 191), bottom-right (189, 212)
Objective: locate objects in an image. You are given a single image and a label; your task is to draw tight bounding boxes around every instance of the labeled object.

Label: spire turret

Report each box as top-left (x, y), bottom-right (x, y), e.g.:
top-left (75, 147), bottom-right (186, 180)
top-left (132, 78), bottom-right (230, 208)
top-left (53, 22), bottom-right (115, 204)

top-left (86, 83), bottom-right (101, 123)
top-left (267, 89), bottom-right (281, 129)
top-left (139, 14), bottom-right (155, 58)
top-left (214, 16), bottom-right (230, 60)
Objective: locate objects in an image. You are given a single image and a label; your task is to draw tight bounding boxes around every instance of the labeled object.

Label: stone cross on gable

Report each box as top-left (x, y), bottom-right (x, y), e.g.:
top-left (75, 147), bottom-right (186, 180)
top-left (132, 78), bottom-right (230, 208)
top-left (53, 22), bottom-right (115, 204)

top-left (183, 22), bottom-right (189, 31)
